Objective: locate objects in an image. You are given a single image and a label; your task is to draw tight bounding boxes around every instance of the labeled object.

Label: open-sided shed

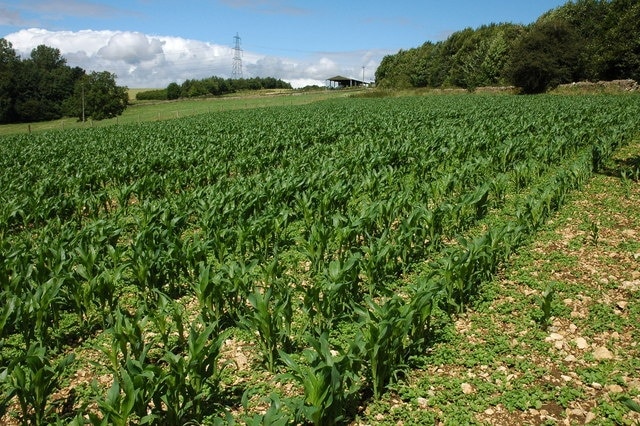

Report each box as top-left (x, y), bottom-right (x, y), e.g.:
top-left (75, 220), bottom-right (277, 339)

top-left (327, 75), bottom-right (365, 88)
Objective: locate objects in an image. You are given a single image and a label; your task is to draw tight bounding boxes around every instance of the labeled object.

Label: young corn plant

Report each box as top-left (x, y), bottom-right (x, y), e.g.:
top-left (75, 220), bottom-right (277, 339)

top-left (355, 296), bottom-right (411, 399)
top-left (360, 234), bottom-right (393, 296)
top-left (192, 259), bottom-right (257, 327)
top-left (0, 342), bottom-right (75, 426)
top-left (427, 250), bottom-right (463, 316)
top-left (129, 203), bottom-right (189, 300)
top-left (302, 221), bottom-right (332, 275)
top-left (191, 262), bottom-right (225, 324)
top-left (588, 220), bottom-right (600, 246)
top-left (0, 292), bottom-right (17, 344)
top-left (304, 254), bottom-right (361, 333)
top-left (89, 370), bottom-right (137, 426)
top-left (93, 264), bottom-right (126, 328)
top-left (69, 243), bottom-right (100, 327)
top-left (100, 308), bottom-right (150, 376)
top-left (537, 284), bottom-right (555, 330)
top-left (148, 290), bottom-right (186, 351)
top-left (160, 317), bottom-right (227, 423)
top-left (406, 278), bottom-right (437, 353)
top-left (223, 258), bottom-right (260, 323)
top-left (279, 333), bottom-right (361, 426)
top-left (240, 285), bottom-right (293, 372)
top-left (95, 309), bottom-right (164, 424)
top-left (18, 277), bottom-right (65, 347)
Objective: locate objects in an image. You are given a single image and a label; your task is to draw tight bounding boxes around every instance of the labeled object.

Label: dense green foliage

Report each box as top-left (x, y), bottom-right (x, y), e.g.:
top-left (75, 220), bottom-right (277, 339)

top-left (1, 95), bottom-right (639, 424)
top-left (0, 40), bottom-right (128, 123)
top-left (65, 71), bottom-right (129, 120)
top-left (507, 18), bottom-right (582, 94)
top-left (136, 76), bottom-right (292, 100)
top-left (376, 0), bottom-right (640, 92)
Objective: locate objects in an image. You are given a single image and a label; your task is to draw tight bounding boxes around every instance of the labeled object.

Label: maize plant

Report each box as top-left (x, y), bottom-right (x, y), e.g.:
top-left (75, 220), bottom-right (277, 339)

top-left (279, 333), bottom-right (361, 426)
top-left (355, 296), bottom-right (412, 399)
top-left (241, 285), bottom-right (294, 372)
top-left (159, 318), bottom-right (227, 423)
top-left (0, 342), bottom-right (75, 425)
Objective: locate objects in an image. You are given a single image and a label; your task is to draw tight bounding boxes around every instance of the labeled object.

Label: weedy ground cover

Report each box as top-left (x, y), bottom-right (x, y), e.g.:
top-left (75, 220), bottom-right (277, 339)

top-left (0, 94), bottom-right (639, 425)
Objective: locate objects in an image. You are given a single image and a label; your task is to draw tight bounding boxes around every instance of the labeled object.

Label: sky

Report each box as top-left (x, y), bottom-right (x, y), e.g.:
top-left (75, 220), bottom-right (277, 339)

top-left (1, 1), bottom-right (569, 88)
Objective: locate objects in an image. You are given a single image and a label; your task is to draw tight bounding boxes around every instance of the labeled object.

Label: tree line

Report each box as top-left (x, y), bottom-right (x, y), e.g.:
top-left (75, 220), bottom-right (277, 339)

top-left (375, 0), bottom-right (640, 93)
top-left (0, 40), bottom-right (128, 124)
top-left (136, 76), bottom-right (292, 101)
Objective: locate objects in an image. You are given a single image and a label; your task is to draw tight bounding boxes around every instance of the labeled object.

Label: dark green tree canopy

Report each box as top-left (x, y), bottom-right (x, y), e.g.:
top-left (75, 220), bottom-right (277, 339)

top-left (29, 45), bottom-right (66, 70)
top-left (0, 40), bottom-right (128, 123)
top-left (66, 71), bottom-right (128, 121)
top-left (0, 39), bottom-right (21, 122)
top-left (375, 0), bottom-right (640, 93)
top-left (506, 18), bottom-right (582, 93)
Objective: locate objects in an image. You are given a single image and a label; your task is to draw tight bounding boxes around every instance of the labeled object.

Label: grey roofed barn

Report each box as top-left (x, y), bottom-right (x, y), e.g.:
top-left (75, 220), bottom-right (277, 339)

top-left (327, 75), bottom-right (365, 88)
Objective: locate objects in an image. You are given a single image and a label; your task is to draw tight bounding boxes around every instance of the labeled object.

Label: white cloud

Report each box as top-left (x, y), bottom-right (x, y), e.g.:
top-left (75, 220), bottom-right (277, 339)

top-left (4, 28), bottom-right (386, 88)
top-left (98, 32), bottom-right (164, 64)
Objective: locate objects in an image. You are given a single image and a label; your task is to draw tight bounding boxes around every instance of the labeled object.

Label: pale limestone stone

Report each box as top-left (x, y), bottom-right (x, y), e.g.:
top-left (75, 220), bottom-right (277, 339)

top-left (593, 346), bottom-right (613, 360)
top-left (547, 332), bottom-right (564, 341)
top-left (461, 383), bottom-right (475, 394)
top-left (575, 337), bottom-right (589, 349)
top-left (606, 384), bottom-right (623, 393)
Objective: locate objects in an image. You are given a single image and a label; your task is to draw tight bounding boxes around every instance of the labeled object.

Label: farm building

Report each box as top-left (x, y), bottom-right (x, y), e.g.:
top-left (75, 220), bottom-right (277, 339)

top-left (327, 75), bottom-right (366, 88)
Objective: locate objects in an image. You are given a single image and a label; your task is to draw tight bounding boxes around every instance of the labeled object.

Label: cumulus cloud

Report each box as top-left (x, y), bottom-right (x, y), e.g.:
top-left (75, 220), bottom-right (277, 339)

top-left (98, 32), bottom-right (164, 64)
top-left (4, 28), bottom-right (386, 88)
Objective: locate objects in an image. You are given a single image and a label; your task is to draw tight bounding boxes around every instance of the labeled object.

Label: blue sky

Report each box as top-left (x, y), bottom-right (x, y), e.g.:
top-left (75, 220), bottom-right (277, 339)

top-left (1, 1), bottom-right (568, 88)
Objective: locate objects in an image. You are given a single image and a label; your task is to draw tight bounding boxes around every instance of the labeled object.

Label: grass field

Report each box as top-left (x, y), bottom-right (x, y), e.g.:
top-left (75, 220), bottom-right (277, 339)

top-left (0, 88), bottom-right (356, 136)
top-left (1, 93), bottom-right (639, 425)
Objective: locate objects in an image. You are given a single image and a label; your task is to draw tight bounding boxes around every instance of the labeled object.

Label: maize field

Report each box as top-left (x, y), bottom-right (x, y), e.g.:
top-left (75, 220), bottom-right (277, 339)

top-left (1, 94), bottom-right (639, 425)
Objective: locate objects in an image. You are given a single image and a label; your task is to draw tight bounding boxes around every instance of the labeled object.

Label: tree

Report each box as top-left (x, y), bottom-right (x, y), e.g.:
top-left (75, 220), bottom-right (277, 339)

top-left (446, 24), bottom-right (523, 90)
top-left (167, 82), bottom-right (181, 100)
top-left (68, 71), bottom-right (128, 121)
top-left (375, 49), bottom-right (417, 88)
top-left (13, 45), bottom-right (82, 121)
top-left (29, 45), bottom-right (66, 70)
top-left (0, 38), bottom-right (20, 123)
top-left (506, 18), bottom-right (582, 94)
top-left (601, 0), bottom-right (640, 81)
